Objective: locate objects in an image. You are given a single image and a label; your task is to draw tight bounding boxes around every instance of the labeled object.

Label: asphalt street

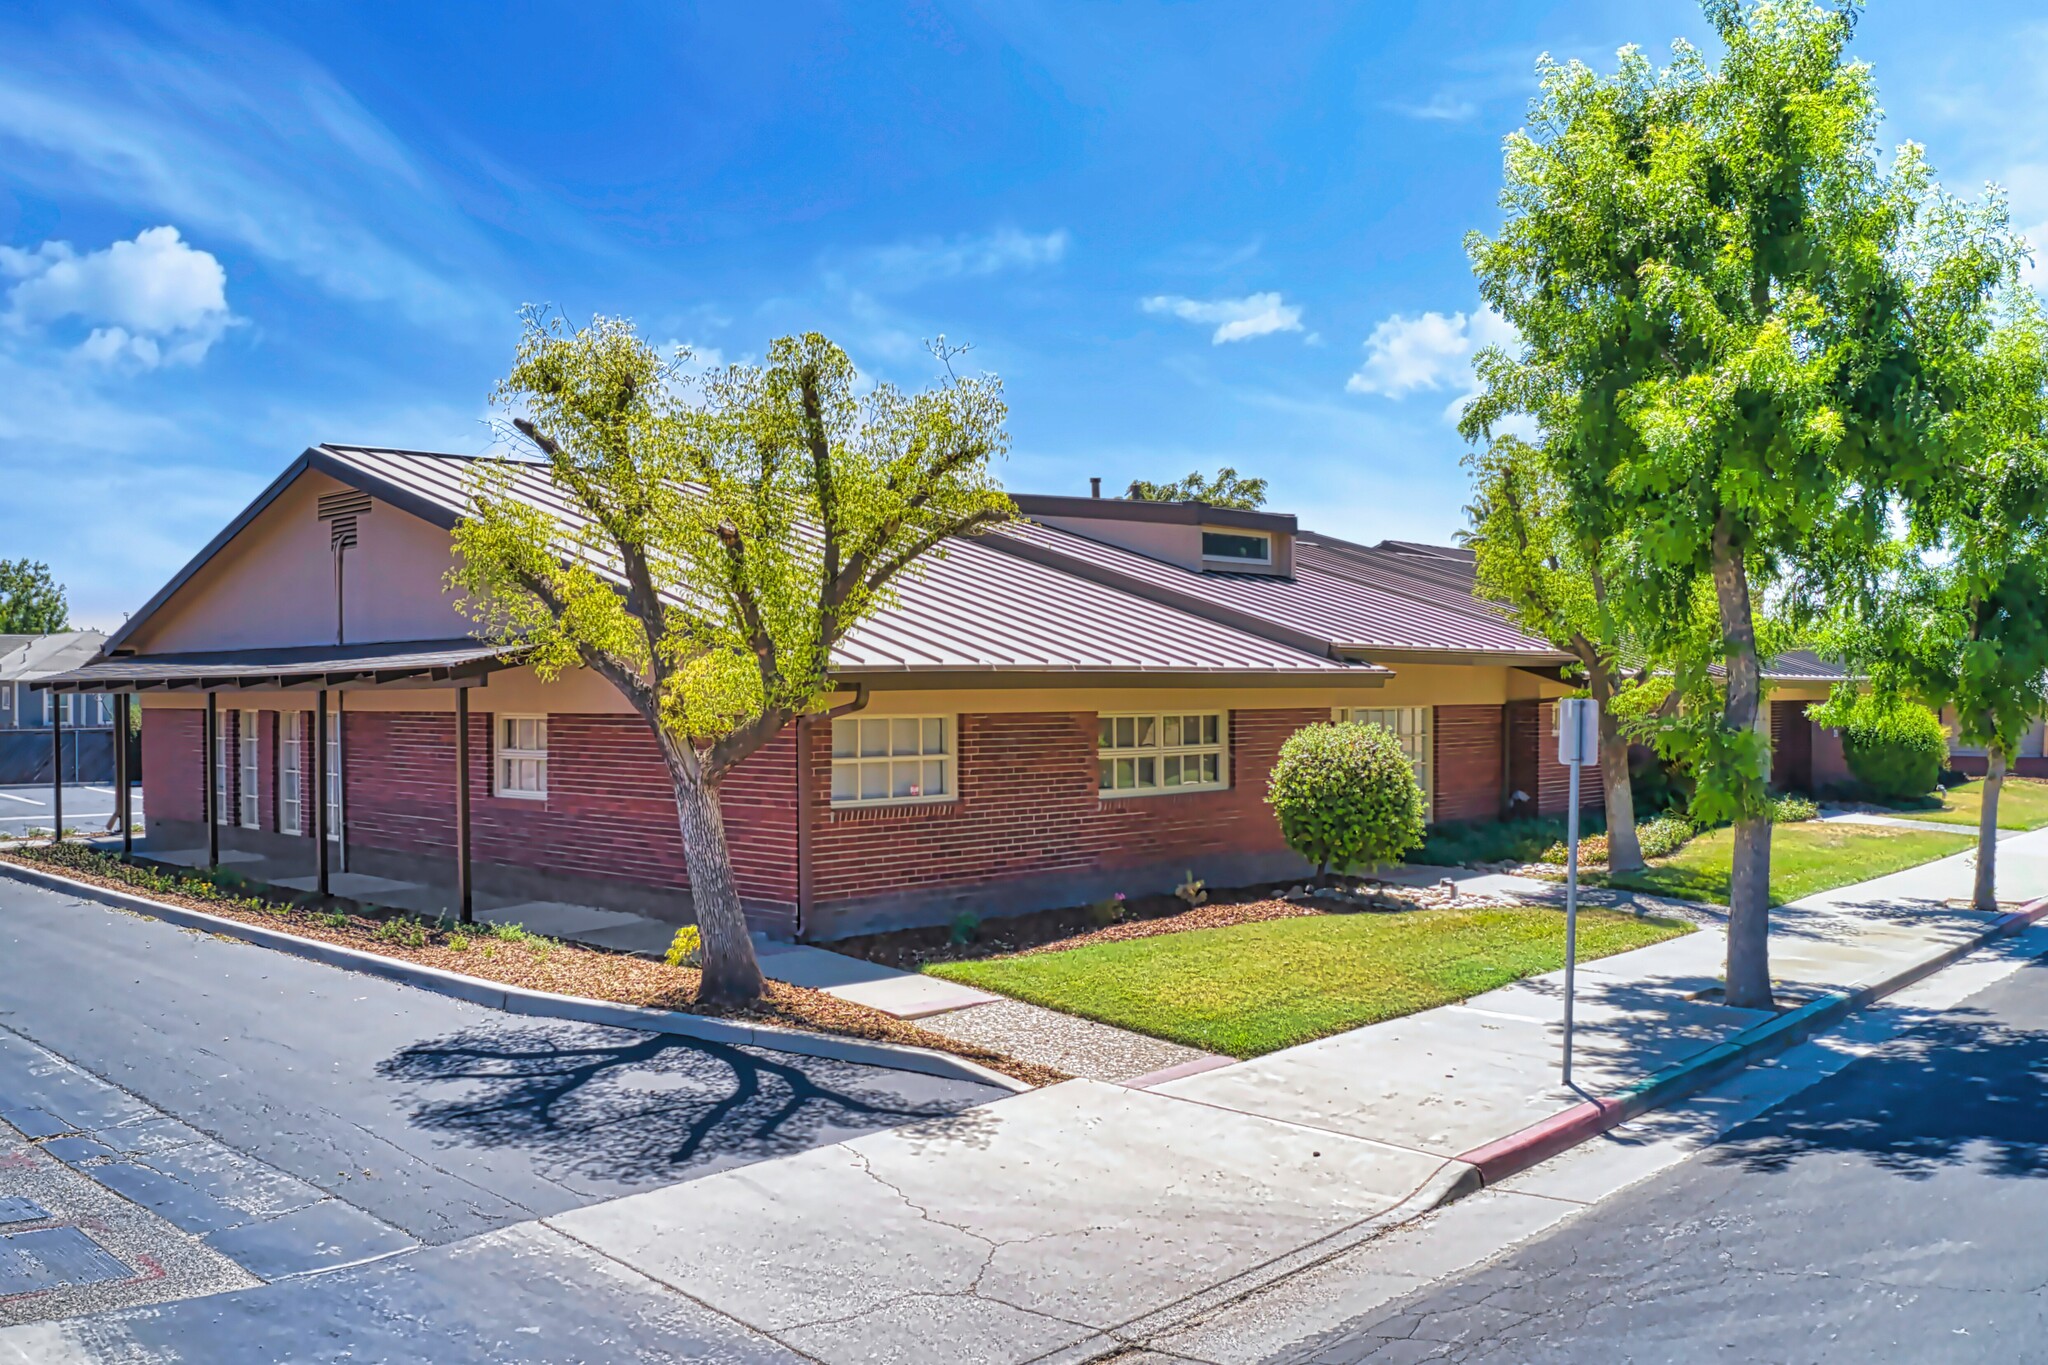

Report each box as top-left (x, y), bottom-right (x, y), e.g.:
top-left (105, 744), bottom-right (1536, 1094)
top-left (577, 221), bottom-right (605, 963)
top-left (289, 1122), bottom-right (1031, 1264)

top-left (0, 786), bottom-right (139, 838)
top-left (1287, 954), bottom-right (2048, 1364)
top-left (0, 873), bottom-right (1001, 1248)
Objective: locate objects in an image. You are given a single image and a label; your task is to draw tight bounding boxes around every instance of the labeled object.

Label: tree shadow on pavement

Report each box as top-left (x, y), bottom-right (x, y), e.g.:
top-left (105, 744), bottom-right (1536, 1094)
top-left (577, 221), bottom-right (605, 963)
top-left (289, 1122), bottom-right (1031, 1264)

top-left (376, 1023), bottom-right (996, 1187)
top-left (1710, 981), bottom-right (2048, 1183)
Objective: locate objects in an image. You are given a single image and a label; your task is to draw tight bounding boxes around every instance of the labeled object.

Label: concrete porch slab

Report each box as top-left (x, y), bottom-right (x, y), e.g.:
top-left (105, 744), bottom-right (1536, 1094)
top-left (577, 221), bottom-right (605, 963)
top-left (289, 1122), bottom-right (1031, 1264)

top-left (268, 872), bottom-right (421, 902)
top-left (475, 900), bottom-right (649, 938)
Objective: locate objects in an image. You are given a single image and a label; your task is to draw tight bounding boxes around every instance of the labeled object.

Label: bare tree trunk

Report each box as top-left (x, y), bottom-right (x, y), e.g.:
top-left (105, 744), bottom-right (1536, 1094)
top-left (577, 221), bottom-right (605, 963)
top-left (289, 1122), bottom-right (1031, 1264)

top-left (661, 734), bottom-right (765, 1005)
top-left (1974, 746), bottom-right (2006, 914)
top-left (1587, 657), bottom-right (1643, 874)
top-left (1711, 516), bottom-right (1773, 1011)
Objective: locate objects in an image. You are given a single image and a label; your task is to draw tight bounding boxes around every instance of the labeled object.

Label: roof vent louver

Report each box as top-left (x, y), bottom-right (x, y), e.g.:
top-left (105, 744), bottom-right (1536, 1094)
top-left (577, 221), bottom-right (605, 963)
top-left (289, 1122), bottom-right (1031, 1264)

top-left (317, 489), bottom-right (373, 550)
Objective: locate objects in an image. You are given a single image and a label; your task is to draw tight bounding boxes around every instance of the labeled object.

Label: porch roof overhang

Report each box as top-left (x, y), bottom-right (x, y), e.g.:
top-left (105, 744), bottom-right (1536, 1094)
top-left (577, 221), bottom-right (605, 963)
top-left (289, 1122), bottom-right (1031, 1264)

top-left (31, 638), bottom-right (527, 693)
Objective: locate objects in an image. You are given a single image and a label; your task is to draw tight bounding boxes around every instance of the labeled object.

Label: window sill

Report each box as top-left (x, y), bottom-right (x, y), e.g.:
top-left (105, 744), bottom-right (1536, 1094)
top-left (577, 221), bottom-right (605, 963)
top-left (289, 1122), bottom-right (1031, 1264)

top-left (493, 790), bottom-right (548, 802)
top-left (829, 797), bottom-right (959, 822)
top-left (1098, 785), bottom-right (1229, 802)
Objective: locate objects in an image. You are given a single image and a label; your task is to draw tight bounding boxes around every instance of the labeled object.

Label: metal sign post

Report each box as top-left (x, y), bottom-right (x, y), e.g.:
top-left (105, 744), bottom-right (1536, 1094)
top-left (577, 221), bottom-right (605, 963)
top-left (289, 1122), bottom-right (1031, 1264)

top-left (1557, 697), bottom-right (1599, 1088)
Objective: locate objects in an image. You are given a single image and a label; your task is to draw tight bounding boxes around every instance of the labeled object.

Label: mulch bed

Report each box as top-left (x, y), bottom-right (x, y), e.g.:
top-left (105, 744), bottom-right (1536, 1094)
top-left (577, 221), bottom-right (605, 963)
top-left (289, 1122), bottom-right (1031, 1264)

top-left (1, 844), bottom-right (1064, 1088)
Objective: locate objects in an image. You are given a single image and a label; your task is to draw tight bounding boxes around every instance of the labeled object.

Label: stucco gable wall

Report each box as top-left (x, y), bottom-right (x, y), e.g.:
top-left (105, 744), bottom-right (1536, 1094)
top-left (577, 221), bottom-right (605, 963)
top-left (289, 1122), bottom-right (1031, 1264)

top-left (126, 470), bottom-right (468, 654)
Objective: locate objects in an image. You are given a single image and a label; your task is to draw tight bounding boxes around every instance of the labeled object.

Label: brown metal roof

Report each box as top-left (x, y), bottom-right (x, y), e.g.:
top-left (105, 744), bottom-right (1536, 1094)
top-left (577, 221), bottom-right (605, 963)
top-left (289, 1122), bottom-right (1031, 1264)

top-left (303, 446), bottom-right (1384, 683)
top-left (990, 519), bottom-right (1571, 663)
top-left (36, 639), bottom-right (524, 692)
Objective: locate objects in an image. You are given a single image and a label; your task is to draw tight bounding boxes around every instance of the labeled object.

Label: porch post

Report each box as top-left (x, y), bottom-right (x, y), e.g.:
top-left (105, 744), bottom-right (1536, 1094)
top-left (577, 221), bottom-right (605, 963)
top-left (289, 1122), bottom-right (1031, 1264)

top-left (116, 694), bottom-right (132, 858)
top-left (314, 690), bottom-right (330, 898)
top-left (204, 692), bottom-right (219, 870)
top-left (455, 684), bottom-right (473, 923)
top-left (49, 692), bottom-right (62, 845)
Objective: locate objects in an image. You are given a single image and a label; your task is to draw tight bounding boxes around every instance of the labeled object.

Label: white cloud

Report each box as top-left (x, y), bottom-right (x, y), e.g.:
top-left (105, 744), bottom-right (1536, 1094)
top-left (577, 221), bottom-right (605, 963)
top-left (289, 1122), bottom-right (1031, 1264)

top-left (1142, 291), bottom-right (1304, 344)
top-left (856, 227), bottom-right (1070, 292)
top-left (1387, 92), bottom-right (1478, 122)
top-left (1346, 307), bottom-right (1515, 403)
top-left (3, 226), bottom-right (232, 368)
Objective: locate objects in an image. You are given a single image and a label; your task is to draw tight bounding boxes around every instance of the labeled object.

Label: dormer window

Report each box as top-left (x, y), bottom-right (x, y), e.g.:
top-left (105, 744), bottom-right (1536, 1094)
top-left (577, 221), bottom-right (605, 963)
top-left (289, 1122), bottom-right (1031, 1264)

top-left (1201, 528), bottom-right (1272, 565)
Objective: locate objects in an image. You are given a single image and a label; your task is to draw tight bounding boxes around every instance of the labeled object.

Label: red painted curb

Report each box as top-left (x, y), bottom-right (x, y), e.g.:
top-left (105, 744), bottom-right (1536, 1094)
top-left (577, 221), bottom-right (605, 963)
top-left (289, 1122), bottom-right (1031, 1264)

top-left (1453, 893), bottom-right (2048, 1188)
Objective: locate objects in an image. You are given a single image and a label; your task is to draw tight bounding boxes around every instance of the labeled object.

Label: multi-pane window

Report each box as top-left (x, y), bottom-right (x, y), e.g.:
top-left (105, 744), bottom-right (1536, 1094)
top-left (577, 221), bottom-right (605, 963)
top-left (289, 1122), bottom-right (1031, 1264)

top-left (214, 712), bottom-right (232, 825)
top-left (831, 716), bottom-right (952, 806)
top-left (1098, 712), bottom-right (1227, 795)
top-left (325, 703), bottom-right (344, 843)
top-left (280, 712), bottom-right (303, 836)
top-left (496, 716), bottom-right (548, 799)
top-left (239, 710), bottom-right (260, 829)
top-left (1336, 706), bottom-right (1432, 813)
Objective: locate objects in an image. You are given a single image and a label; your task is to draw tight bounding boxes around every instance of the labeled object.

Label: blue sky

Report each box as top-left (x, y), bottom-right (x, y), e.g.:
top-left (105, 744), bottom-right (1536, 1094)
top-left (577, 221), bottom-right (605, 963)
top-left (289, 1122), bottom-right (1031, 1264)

top-left (3, 1), bottom-right (2045, 628)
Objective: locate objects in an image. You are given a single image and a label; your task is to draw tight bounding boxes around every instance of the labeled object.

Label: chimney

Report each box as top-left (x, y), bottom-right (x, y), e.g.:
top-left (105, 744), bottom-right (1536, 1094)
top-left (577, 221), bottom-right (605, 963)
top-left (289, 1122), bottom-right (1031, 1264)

top-left (1089, 477), bottom-right (1102, 499)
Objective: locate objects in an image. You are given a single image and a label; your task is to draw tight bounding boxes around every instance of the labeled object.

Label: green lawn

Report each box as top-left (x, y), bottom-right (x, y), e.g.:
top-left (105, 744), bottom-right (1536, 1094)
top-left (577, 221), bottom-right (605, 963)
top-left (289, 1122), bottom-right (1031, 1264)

top-left (1882, 777), bottom-right (2048, 832)
top-left (1605, 820), bottom-right (1974, 907)
top-left (926, 907), bottom-right (1690, 1058)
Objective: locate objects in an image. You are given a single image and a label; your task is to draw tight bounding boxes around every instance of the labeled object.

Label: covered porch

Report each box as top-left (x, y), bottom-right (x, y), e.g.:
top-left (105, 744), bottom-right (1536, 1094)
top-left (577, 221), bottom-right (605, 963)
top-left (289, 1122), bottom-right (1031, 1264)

top-left (33, 639), bottom-right (529, 929)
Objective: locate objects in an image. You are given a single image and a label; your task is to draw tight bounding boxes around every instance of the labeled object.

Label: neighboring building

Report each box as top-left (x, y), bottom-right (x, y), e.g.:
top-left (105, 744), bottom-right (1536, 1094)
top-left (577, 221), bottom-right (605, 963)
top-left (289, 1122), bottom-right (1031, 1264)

top-left (37, 446), bottom-right (1603, 940)
top-left (0, 632), bottom-right (117, 785)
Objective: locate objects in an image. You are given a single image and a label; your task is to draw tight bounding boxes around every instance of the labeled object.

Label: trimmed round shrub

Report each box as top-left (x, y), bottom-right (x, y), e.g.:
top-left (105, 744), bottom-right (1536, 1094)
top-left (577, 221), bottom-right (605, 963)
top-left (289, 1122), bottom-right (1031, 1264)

top-left (1266, 722), bottom-right (1426, 878)
top-left (1840, 697), bottom-right (1948, 800)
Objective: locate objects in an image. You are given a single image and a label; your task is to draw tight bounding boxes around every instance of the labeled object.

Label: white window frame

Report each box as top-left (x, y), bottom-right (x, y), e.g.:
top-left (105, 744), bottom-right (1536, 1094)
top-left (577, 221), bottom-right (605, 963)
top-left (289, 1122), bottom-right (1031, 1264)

top-left (238, 709), bottom-right (260, 829)
top-left (495, 715), bottom-right (549, 800)
top-left (325, 701), bottom-right (344, 845)
top-left (831, 715), bottom-right (955, 808)
top-left (281, 711), bottom-right (304, 836)
top-left (214, 713), bottom-right (232, 826)
top-left (1098, 711), bottom-right (1229, 797)
top-left (1336, 706), bottom-right (1433, 818)
top-left (1200, 527), bottom-right (1273, 566)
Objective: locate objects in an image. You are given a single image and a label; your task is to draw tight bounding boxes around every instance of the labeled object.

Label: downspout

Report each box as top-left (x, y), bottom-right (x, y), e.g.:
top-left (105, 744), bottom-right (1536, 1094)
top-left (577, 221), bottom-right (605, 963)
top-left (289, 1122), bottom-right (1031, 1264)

top-left (796, 683), bottom-right (870, 941)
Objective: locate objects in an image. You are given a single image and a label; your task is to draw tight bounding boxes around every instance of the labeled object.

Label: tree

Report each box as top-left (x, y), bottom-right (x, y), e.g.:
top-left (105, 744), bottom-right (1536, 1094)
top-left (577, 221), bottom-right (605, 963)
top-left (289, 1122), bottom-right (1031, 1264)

top-left (0, 559), bottom-right (67, 633)
top-left (1823, 307), bottom-right (2048, 911)
top-left (1125, 467), bottom-right (1267, 509)
top-left (1464, 437), bottom-right (1647, 872)
top-left (1461, 0), bottom-right (2018, 1008)
top-left (1266, 722), bottom-right (1427, 880)
top-left (451, 313), bottom-right (1014, 1003)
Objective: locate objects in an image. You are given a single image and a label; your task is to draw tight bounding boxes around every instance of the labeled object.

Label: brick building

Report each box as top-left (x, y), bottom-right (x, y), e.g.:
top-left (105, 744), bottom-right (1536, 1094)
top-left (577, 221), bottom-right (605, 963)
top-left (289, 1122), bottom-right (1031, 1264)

top-left (45, 445), bottom-right (1624, 941)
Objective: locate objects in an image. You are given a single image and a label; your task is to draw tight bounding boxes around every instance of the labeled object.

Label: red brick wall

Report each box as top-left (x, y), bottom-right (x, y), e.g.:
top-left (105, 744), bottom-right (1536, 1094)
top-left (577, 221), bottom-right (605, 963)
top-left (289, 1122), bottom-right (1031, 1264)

top-left (1432, 704), bottom-right (1503, 823)
top-left (806, 708), bottom-right (1313, 918)
top-left (1506, 700), bottom-right (1602, 817)
top-left (141, 709), bottom-right (202, 823)
top-left (337, 711), bottom-right (799, 921)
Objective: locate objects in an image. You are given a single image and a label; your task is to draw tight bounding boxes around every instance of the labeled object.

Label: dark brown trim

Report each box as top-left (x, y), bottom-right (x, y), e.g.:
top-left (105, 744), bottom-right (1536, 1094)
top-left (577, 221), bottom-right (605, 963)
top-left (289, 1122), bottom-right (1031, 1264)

top-left (1011, 493), bottom-right (1294, 534)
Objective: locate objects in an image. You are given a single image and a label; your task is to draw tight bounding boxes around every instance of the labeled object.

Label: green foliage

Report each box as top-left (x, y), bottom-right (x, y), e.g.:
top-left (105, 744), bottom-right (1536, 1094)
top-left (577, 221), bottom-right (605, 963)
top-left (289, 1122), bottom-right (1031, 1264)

top-left (1832, 695), bottom-right (1950, 800)
top-left (1124, 467), bottom-right (1268, 509)
top-left (1771, 794), bottom-right (1820, 823)
top-left (665, 923), bottom-right (703, 968)
top-left (1461, 0), bottom-right (2022, 835)
top-left (1086, 894), bottom-right (1127, 927)
top-left (1267, 723), bottom-right (1426, 877)
top-left (450, 312), bottom-right (1015, 765)
top-left (1540, 810), bottom-right (1695, 866)
top-left (0, 558), bottom-right (67, 633)
top-left (948, 911), bottom-right (981, 946)
top-left (373, 916), bottom-right (429, 948)
top-left (1414, 813), bottom-right (1604, 868)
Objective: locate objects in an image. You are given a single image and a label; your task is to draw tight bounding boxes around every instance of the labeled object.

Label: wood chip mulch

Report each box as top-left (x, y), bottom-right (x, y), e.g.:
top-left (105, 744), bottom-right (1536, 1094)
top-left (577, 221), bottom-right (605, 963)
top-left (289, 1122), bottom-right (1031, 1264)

top-left (1, 847), bottom-right (1064, 1088)
top-left (1009, 897), bottom-right (1321, 955)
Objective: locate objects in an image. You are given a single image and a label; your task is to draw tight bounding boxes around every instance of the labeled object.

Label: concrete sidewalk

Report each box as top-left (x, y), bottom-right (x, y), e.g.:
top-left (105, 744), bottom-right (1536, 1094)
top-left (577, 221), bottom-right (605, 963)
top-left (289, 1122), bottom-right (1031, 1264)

top-left (522, 830), bottom-right (2048, 1363)
top-left (34, 830), bottom-right (2048, 1364)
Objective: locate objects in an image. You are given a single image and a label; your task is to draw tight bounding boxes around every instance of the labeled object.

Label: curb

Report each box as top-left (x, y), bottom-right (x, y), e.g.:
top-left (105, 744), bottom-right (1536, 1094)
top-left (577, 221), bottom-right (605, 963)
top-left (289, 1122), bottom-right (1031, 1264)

top-left (0, 858), bottom-right (1031, 1095)
top-left (1455, 894), bottom-right (2048, 1186)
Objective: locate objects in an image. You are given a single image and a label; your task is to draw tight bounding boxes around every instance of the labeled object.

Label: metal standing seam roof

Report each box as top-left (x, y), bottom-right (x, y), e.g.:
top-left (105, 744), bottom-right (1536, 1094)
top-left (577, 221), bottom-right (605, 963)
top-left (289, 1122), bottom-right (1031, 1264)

top-left (304, 445), bottom-right (1384, 680)
top-left (990, 518), bottom-right (1571, 660)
